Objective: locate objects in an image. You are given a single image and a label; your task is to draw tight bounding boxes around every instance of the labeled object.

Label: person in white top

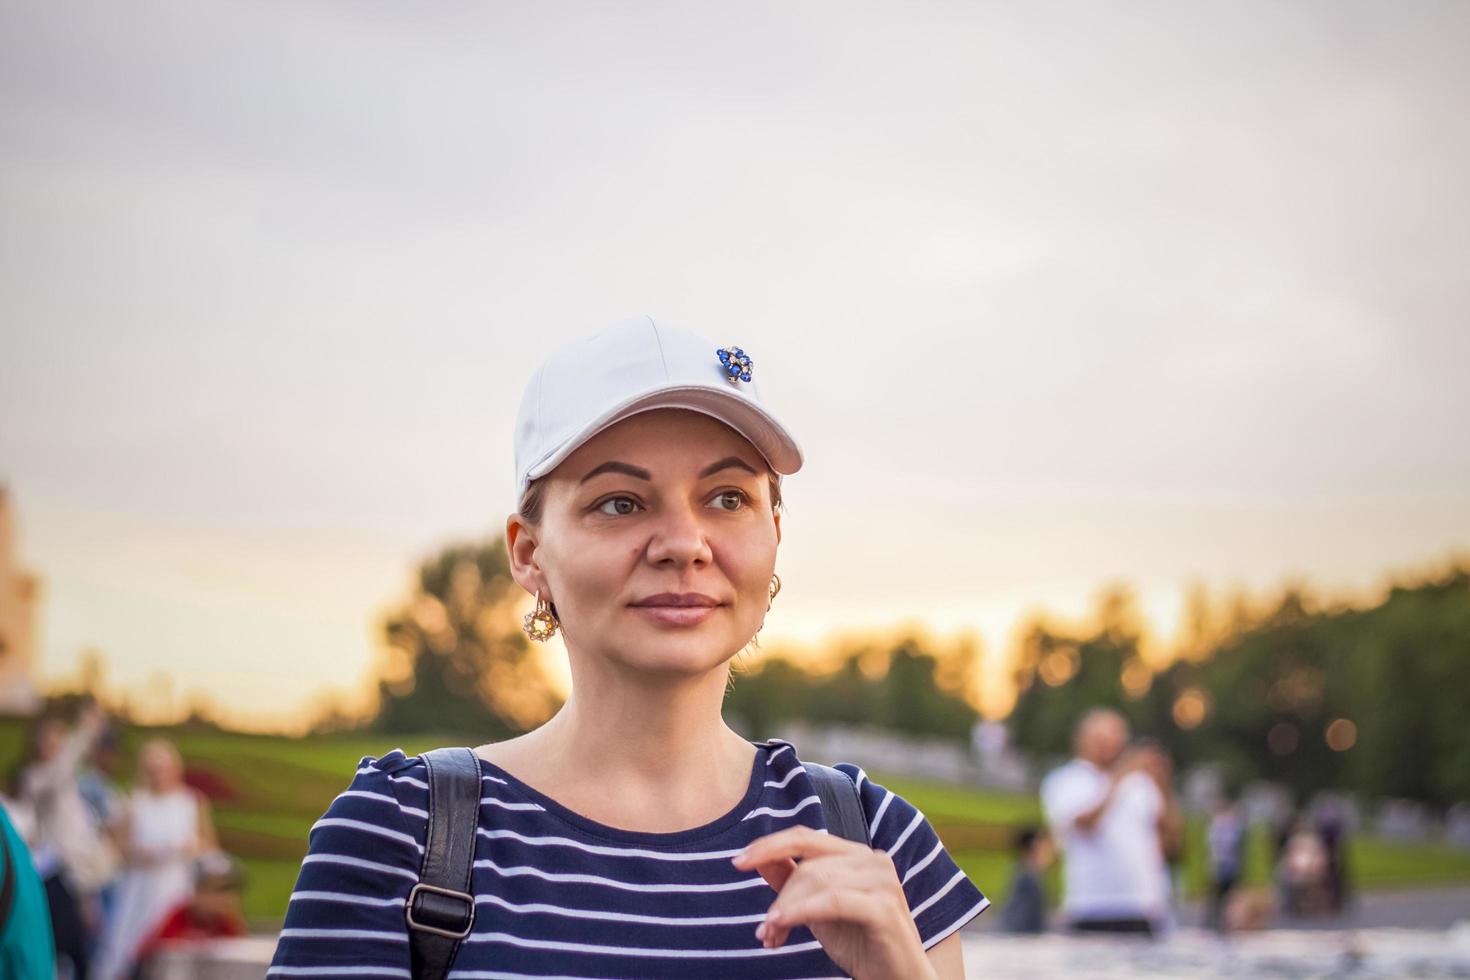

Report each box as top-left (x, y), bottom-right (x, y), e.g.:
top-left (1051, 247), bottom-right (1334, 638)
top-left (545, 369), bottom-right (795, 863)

top-left (1040, 709), bottom-right (1168, 935)
top-left (91, 737), bottom-right (219, 980)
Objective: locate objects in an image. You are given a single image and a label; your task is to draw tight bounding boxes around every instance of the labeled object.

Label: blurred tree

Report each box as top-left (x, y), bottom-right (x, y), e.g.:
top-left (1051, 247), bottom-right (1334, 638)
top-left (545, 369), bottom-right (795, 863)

top-left (880, 639), bottom-right (977, 738)
top-left (726, 655), bottom-right (813, 737)
top-left (1172, 588), bottom-right (1344, 798)
top-left (1343, 568), bottom-right (1470, 806)
top-left (1008, 586), bottom-right (1144, 759)
top-left (726, 635), bottom-right (978, 742)
top-left (368, 538), bottom-right (562, 738)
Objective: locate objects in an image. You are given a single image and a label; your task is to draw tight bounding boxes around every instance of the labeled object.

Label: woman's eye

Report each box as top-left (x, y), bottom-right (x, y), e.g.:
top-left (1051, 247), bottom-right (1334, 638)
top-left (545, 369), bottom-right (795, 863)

top-left (596, 496), bottom-right (640, 516)
top-left (711, 490), bottom-right (748, 512)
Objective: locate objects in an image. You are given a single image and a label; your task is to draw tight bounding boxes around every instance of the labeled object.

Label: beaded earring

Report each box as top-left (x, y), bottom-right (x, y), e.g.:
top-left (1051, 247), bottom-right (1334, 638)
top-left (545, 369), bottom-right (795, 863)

top-left (522, 591), bottom-right (559, 642)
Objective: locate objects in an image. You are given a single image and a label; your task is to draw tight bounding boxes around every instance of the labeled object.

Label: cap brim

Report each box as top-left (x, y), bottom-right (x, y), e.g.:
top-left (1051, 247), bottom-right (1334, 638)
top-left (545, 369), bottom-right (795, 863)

top-left (524, 384), bottom-right (803, 487)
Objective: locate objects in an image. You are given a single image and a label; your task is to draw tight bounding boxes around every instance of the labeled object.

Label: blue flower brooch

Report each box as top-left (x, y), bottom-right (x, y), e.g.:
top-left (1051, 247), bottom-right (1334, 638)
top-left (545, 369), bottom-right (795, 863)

top-left (716, 345), bottom-right (754, 384)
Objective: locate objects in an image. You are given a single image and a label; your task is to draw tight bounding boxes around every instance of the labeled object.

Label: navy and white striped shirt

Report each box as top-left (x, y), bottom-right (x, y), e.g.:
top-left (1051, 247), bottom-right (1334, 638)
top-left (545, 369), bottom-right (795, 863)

top-left (269, 738), bottom-right (988, 979)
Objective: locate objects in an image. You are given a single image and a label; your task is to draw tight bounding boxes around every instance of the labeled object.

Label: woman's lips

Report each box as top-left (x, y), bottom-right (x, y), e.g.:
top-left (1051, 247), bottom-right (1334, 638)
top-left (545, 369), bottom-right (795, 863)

top-left (629, 604), bottom-right (720, 626)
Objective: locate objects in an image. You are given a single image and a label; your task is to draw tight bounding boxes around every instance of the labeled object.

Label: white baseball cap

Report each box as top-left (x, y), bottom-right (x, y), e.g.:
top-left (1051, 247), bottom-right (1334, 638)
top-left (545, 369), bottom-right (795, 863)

top-left (512, 316), bottom-right (804, 504)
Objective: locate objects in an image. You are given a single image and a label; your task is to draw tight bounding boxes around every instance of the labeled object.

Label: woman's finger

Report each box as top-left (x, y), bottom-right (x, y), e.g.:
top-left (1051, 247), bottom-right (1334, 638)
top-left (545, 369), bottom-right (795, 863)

top-left (751, 857), bottom-right (869, 945)
top-left (756, 855), bottom-right (903, 947)
top-left (760, 889), bottom-right (891, 949)
top-left (732, 825), bottom-right (863, 871)
top-left (769, 853), bottom-right (897, 905)
top-left (750, 854), bottom-right (798, 892)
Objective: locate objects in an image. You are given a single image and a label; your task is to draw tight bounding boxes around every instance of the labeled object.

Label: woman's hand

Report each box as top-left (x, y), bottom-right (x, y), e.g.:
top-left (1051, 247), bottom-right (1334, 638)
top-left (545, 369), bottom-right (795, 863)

top-left (732, 826), bottom-right (934, 980)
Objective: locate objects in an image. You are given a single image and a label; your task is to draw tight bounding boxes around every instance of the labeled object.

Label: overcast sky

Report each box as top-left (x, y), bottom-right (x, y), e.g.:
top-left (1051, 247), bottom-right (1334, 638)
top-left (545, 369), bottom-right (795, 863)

top-left (3, 1), bottom-right (1467, 729)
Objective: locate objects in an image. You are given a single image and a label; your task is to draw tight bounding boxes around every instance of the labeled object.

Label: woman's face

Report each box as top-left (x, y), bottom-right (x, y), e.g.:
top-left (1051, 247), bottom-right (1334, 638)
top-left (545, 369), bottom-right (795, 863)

top-left (139, 739), bottom-right (183, 791)
top-left (508, 408), bottom-right (781, 678)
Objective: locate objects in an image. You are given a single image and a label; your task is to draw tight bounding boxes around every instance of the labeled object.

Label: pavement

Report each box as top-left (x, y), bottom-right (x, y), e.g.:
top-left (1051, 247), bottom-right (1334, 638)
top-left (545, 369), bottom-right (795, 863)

top-left (961, 887), bottom-right (1470, 979)
top-left (961, 926), bottom-right (1470, 979)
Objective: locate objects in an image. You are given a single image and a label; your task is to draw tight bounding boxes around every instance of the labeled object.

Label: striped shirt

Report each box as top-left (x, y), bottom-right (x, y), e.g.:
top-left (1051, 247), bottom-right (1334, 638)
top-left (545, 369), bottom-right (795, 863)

top-left (269, 738), bottom-right (988, 979)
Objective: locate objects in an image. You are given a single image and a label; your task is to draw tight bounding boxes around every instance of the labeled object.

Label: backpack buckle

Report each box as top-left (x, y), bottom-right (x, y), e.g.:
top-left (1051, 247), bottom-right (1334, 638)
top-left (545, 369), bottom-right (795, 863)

top-left (406, 882), bottom-right (475, 939)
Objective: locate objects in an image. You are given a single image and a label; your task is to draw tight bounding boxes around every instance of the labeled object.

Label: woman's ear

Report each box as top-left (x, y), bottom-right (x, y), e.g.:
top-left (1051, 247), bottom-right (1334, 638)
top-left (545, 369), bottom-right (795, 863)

top-left (773, 508), bottom-right (782, 546)
top-left (505, 513), bottom-right (547, 596)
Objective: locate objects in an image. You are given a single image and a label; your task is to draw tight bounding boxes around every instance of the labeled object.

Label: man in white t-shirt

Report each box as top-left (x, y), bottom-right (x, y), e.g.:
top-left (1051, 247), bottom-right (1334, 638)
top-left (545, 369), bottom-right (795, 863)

top-left (1040, 709), bottom-right (1167, 935)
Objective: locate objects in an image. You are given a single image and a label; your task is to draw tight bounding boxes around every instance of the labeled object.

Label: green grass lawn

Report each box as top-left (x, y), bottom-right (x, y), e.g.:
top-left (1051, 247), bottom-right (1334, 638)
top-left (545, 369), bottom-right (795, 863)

top-left (865, 772), bottom-right (1043, 826)
top-left (5, 719), bottom-right (1469, 930)
top-left (1351, 834), bottom-right (1470, 887)
top-left (237, 858), bottom-right (308, 924)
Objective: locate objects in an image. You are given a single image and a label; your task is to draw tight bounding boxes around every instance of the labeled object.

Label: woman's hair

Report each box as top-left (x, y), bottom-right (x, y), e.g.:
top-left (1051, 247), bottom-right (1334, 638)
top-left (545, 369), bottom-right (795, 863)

top-left (517, 473), bottom-right (783, 526)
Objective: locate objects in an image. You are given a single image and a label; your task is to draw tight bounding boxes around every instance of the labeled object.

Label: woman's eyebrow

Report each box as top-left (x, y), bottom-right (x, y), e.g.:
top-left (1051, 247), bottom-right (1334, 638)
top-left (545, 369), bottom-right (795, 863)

top-left (579, 456), bottom-right (758, 484)
top-left (579, 461), bottom-right (652, 484)
top-left (699, 456), bottom-right (759, 478)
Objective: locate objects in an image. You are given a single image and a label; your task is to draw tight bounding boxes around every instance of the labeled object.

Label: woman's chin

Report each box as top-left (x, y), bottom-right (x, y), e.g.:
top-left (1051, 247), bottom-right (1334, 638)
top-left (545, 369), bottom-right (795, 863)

top-left (616, 621), bottom-right (744, 674)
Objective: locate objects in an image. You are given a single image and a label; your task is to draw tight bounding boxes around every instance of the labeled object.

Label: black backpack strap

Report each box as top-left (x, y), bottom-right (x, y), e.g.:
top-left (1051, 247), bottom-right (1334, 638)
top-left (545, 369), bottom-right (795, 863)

top-left (407, 747), bottom-right (482, 980)
top-left (805, 762), bottom-right (869, 846)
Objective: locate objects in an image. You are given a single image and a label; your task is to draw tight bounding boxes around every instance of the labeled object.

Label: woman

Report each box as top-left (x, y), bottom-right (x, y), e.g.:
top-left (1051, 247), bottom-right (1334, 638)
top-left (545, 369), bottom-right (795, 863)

top-left (270, 317), bottom-right (989, 979)
top-left (14, 701), bottom-right (116, 979)
top-left (92, 738), bottom-right (218, 980)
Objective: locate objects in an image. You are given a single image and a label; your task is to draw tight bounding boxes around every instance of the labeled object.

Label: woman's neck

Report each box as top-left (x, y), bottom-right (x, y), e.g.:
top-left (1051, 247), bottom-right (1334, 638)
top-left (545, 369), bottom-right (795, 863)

top-left (478, 655), bottom-right (757, 832)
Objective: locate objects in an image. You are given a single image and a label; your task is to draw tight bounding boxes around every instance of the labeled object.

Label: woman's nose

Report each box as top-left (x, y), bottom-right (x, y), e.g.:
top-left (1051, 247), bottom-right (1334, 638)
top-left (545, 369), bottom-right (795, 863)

top-left (645, 502), bottom-right (713, 568)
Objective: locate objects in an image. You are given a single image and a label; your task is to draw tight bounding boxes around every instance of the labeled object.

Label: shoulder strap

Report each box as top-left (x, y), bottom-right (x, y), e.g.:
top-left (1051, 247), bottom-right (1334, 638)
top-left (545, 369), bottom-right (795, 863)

top-left (407, 747), bottom-right (482, 980)
top-left (804, 762), bottom-right (869, 846)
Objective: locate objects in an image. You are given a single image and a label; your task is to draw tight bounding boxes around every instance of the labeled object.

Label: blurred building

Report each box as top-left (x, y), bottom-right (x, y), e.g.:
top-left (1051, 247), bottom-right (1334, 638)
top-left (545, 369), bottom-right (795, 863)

top-left (0, 486), bottom-right (42, 714)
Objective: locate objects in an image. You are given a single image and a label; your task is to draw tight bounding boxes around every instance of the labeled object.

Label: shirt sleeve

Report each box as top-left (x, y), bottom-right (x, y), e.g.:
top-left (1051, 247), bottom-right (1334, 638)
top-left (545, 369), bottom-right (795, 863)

top-left (268, 751), bottom-right (426, 978)
top-left (833, 764), bottom-right (990, 949)
top-left (1041, 765), bottom-right (1093, 833)
top-left (1133, 771), bottom-right (1164, 819)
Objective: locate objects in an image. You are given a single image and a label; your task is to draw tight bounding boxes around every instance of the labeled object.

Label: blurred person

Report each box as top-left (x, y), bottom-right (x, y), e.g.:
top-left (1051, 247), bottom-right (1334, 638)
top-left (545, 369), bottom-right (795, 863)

top-left (1207, 794), bottom-right (1247, 932)
top-left (129, 850), bottom-right (247, 977)
top-left (270, 319), bottom-right (989, 979)
top-left (1041, 709), bottom-right (1168, 936)
top-left (1, 801), bottom-right (58, 979)
top-left (75, 725), bottom-right (124, 835)
top-left (1127, 738), bottom-right (1184, 933)
top-left (91, 738), bottom-right (218, 980)
top-left (14, 701), bottom-right (117, 979)
top-left (1269, 801), bottom-right (1296, 914)
top-left (999, 826), bottom-right (1054, 934)
top-left (1129, 740), bottom-right (1184, 863)
top-left (1277, 816), bottom-right (1330, 918)
top-left (77, 725), bottom-right (126, 962)
top-left (1315, 799), bottom-right (1351, 915)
